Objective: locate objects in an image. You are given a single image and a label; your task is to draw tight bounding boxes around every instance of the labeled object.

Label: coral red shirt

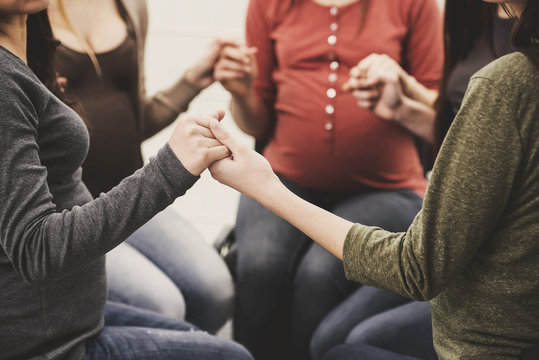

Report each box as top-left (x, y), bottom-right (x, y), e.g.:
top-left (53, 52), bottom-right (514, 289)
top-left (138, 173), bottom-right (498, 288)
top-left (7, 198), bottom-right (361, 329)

top-left (246, 0), bottom-right (443, 196)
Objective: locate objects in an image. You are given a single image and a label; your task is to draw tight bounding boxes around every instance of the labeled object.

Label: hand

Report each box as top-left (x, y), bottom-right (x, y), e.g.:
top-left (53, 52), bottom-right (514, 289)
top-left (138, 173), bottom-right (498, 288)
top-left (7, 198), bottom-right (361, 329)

top-left (184, 38), bottom-right (242, 89)
top-left (343, 54), bottom-right (407, 121)
top-left (168, 110), bottom-right (230, 176)
top-left (214, 43), bottom-right (257, 98)
top-left (208, 119), bottom-right (280, 201)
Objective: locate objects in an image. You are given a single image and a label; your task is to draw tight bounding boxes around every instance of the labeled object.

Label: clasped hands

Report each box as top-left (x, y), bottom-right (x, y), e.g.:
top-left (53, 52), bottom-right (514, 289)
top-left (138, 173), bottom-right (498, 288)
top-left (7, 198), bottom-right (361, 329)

top-left (168, 110), bottom-right (278, 198)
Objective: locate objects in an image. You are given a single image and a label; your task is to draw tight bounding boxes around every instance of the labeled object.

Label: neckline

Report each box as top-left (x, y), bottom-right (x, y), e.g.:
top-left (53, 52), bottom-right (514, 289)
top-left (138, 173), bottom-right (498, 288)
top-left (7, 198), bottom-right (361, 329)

top-left (58, 32), bottom-right (131, 57)
top-left (309, 0), bottom-right (360, 9)
top-left (0, 45), bottom-right (29, 68)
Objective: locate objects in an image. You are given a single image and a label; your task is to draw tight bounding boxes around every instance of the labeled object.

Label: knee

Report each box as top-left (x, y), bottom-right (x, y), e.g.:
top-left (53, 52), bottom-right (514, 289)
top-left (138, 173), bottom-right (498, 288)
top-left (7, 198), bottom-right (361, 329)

top-left (322, 344), bottom-right (358, 360)
top-left (147, 289), bottom-right (186, 320)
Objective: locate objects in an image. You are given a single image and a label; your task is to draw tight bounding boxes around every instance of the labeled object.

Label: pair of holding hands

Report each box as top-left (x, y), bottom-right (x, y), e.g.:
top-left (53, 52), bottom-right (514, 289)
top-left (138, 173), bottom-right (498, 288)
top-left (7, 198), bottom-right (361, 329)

top-left (212, 42), bottom-right (410, 121)
top-left (168, 110), bottom-right (277, 198)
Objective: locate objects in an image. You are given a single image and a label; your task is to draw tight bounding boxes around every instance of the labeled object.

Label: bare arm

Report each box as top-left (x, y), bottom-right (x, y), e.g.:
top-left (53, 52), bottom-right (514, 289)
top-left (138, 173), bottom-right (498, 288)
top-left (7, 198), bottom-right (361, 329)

top-left (344, 54), bottom-right (437, 143)
top-left (208, 119), bottom-right (353, 258)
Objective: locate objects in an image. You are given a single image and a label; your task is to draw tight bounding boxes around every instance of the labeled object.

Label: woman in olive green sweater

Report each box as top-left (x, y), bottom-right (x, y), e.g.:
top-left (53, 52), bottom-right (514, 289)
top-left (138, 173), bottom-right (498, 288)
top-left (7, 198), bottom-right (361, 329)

top-left (207, 0), bottom-right (539, 358)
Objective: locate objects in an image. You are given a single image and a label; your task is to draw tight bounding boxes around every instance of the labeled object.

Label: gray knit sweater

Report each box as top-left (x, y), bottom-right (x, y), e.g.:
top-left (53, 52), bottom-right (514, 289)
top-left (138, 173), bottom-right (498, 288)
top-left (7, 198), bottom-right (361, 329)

top-left (344, 52), bottom-right (539, 358)
top-left (0, 46), bottom-right (198, 359)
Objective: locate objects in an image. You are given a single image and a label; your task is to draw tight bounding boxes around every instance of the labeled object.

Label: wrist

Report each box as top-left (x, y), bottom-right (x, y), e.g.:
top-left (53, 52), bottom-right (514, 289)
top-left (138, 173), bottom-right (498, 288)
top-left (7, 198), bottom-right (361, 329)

top-left (183, 68), bottom-right (208, 90)
top-left (392, 96), bottom-right (414, 123)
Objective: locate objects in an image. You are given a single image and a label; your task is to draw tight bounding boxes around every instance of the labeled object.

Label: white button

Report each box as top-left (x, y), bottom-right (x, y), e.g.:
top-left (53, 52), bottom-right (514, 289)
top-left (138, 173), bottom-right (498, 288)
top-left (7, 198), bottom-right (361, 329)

top-left (330, 23), bottom-right (338, 32)
top-left (330, 6), bottom-right (338, 16)
top-left (324, 122), bottom-right (334, 131)
top-left (325, 104), bottom-right (335, 114)
top-left (328, 35), bottom-right (337, 45)
top-left (330, 61), bottom-right (339, 71)
top-left (327, 88), bottom-right (336, 98)
top-left (328, 73), bottom-right (338, 82)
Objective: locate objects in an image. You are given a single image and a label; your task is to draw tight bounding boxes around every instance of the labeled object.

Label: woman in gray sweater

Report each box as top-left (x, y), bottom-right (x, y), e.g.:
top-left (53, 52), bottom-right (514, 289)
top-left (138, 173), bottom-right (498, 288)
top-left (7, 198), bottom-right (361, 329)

top-left (0, 1), bottom-right (252, 359)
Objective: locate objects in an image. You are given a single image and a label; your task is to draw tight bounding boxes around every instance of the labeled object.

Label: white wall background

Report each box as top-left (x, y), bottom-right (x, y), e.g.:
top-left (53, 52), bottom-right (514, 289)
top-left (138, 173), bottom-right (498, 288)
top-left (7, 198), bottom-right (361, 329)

top-left (142, 0), bottom-right (445, 243)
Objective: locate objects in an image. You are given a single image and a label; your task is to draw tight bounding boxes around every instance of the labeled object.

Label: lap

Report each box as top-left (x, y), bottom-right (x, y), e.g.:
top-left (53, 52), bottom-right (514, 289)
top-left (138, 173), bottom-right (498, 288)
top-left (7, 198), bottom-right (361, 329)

top-left (85, 326), bottom-right (252, 360)
top-left (106, 242), bottom-right (186, 319)
top-left (86, 301), bottom-right (253, 360)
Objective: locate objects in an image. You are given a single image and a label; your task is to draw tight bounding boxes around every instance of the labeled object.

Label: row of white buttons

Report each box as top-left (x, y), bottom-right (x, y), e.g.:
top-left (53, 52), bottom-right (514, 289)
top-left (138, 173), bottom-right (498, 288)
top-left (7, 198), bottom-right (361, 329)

top-left (325, 6), bottom-right (339, 130)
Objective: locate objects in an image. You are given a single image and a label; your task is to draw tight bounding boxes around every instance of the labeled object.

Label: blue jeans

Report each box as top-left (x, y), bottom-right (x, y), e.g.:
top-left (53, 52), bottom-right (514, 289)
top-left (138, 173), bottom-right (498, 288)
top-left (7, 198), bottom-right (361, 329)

top-left (107, 207), bottom-right (234, 333)
top-left (321, 302), bottom-right (433, 359)
top-left (84, 301), bottom-right (253, 360)
top-left (311, 286), bottom-right (412, 360)
top-left (234, 176), bottom-right (423, 360)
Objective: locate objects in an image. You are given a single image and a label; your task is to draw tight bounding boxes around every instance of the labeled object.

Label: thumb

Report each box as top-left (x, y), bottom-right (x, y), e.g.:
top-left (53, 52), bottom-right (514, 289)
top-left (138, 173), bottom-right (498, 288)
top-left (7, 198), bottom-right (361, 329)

top-left (210, 109), bottom-right (226, 121)
top-left (210, 118), bottom-right (239, 152)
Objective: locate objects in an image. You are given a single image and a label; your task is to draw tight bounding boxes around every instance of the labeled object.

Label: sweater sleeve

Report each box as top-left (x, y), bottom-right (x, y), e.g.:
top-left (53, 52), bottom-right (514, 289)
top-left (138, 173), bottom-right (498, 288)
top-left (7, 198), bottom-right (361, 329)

top-left (401, 0), bottom-right (443, 89)
top-left (134, 0), bottom-right (202, 140)
top-left (342, 76), bottom-right (521, 300)
top-left (0, 78), bottom-right (199, 285)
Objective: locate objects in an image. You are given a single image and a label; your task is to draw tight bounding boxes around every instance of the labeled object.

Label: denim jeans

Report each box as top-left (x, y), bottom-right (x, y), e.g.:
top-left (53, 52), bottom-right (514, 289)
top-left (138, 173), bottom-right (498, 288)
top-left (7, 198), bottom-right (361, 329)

top-left (107, 207), bottom-right (234, 333)
top-left (310, 286), bottom-right (412, 360)
top-left (322, 343), bottom-right (418, 360)
top-left (84, 301), bottom-right (253, 360)
top-left (234, 176), bottom-right (423, 360)
top-left (321, 302), bottom-right (433, 359)
top-left (345, 301), bottom-right (435, 359)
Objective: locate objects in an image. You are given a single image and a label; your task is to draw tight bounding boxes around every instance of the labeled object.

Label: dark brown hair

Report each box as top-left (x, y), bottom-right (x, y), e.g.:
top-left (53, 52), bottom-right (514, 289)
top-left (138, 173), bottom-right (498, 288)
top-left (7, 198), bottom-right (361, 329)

top-left (27, 10), bottom-right (87, 124)
top-left (433, 0), bottom-right (538, 159)
top-left (26, 10), bottom-right (64, 99)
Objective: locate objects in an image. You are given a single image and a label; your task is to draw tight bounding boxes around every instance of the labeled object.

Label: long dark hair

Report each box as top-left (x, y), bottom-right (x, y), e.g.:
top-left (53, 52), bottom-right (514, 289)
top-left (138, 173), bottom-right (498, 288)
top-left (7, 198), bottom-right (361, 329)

top-left (26, 9), bottom-right (86, 122)
top-left (504, 0), bottom-right (539, 70)
top-left (26, 10), bottom-right (64, 99)
top-left (433, 0), bottom-right (497, 157)
top-left (433, 0), bottom-right (538, 159)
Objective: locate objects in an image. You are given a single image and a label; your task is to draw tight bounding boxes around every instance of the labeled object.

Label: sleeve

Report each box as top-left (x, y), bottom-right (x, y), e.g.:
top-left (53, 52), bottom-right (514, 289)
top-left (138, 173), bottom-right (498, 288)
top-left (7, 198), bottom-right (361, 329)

top-left (401, 0), bottom-right (443, 89)
top-left (246, 0), bottom-right (278, 109)
top-left (135, 0), bottom-right (202, 140)
top-left (342, 76), bottom-right (521, 301)
top-left (0, 80), bottom-right (199, 285)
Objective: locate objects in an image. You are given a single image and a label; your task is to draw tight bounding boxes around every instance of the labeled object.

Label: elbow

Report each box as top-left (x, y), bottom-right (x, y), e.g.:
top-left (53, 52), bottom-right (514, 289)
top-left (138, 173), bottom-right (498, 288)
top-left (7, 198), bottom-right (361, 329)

top-left (405, 275), bottom-right (446, 301)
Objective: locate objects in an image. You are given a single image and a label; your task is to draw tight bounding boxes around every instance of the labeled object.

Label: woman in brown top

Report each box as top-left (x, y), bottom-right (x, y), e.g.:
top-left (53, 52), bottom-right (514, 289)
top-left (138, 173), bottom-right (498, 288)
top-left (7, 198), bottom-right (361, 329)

top-left (49, 0), bottom-right (235, 333)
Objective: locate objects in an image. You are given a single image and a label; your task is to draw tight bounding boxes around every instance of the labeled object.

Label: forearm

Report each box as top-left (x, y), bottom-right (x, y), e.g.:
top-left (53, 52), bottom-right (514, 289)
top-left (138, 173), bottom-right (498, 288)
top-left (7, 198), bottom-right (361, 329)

top-left (230, 91), bottom-right (273, 140)
top-left (401, 75), bottom-right (438, 108)
top-left (142, 76), bottom-right (201, 139)
top-left (258, 179), bottom-right (354, 259)
top-left (393, 96), bottom-right (436, 143)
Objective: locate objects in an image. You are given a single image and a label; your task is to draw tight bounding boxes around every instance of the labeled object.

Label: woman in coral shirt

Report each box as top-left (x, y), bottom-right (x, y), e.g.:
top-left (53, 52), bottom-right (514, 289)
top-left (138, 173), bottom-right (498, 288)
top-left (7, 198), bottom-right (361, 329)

top-left (215, 0), bottom-right (443, 358)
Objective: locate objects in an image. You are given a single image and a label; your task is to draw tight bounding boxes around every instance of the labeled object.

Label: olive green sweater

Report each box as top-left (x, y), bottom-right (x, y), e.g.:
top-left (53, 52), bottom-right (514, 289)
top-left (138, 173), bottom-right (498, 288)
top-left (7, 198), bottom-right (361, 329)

top-left (343, 52), bottom-right (539, 359)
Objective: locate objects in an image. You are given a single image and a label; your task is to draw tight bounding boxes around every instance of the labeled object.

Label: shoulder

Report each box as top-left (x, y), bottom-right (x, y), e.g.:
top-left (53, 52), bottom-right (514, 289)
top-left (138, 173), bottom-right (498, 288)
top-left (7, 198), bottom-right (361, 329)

top-left (0, 48), bottom-right (49, 121)
top-left (247, 0), bottom-right (290, 24)
top-left (472, 52), bottom-right (539, 107)
top-left (392, 0), bottom-right (440, 24)
top-left (120, 0), bottom-right (148, 30)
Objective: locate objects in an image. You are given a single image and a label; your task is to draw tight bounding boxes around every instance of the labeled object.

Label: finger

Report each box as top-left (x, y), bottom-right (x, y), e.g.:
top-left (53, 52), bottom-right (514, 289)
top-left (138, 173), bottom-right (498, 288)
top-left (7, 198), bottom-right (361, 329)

top-left (205, 145), bottom-right (231, 163)
top-left (216, 58), bottom-right (251, 73)
top-left (202, 137), bottom-right (224, 148)
top-left (210, 110), bottom-right (225, 121)
top-left (221, 46), bottom-right (251, 64)
top-left (192, 115), bottom-right (213, 128)
top-left (353, 88), bottom-right (380, 101)
top-left (215, 69), bottom-right (249, 82)
top-left (210, 118), bottom-right (240, 153)
top-left (344, 77), bottom-right (376, 91)
top-left (357, 99), bottom-right (376, 110)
